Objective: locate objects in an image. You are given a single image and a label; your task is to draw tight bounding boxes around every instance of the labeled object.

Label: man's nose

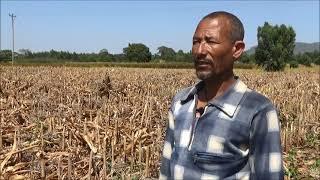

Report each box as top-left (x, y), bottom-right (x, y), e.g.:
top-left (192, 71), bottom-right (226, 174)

top-left (195, 42), bottom-right (207, 58)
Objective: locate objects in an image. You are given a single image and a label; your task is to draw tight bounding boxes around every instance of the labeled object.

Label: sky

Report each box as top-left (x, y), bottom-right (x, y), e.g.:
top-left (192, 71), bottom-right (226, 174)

top-left (0, 0), bottom-right (319, 54)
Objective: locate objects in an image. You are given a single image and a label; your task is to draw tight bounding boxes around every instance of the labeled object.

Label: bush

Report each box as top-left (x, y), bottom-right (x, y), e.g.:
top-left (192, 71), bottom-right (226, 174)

top-left (289, 61), bottom-right (299, 68)
top-left (298, 54), bottom-right (312, 67)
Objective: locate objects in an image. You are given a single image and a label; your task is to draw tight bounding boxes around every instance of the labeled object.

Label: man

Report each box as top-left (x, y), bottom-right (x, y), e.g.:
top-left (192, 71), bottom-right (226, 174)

top-left (159, 11), bottom-right (283, 180)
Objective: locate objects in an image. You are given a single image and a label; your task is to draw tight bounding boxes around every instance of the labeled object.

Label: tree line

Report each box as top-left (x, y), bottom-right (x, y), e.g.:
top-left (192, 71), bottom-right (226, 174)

top-left (239, 51), bottom-right (319, 68)
top-left (1, 22), bottom-right (319, 71)
top-left (0, 44), bottom-right (193, 63)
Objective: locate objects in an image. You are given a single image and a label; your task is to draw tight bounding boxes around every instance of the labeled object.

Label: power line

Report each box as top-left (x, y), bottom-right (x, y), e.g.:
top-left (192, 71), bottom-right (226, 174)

top-left (9, 13), bottom-right (16, 65)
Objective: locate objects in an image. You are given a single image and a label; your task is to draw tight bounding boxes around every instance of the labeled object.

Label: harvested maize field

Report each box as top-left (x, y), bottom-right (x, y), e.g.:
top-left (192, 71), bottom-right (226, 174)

top-left (0, 66), bottom-right (319, 179)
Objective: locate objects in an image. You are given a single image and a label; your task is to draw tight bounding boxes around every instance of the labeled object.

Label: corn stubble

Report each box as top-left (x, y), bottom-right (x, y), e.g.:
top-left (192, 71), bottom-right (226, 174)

top-left (0, 66), bottom-right (319, 179)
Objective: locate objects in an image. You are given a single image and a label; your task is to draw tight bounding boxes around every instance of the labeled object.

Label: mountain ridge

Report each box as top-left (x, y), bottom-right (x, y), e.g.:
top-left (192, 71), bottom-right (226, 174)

top-left (246, 42), bottom-right (320, 55)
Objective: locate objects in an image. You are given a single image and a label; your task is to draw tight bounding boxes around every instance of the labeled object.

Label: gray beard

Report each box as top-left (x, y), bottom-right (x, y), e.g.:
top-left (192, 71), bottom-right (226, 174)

top-left (196, 70), bottom-right (213, 80)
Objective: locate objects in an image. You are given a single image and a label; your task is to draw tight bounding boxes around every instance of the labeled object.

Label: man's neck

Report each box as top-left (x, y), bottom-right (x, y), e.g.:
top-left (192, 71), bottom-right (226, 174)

top-left (202, 72), bottom-right (236, 101)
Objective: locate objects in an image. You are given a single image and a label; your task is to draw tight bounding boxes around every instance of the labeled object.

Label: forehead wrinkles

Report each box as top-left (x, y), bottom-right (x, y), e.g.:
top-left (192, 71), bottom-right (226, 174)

top-left (194, 18), bottom-right (231, 40)
top-left (194, 30), bottom-right (219, 41)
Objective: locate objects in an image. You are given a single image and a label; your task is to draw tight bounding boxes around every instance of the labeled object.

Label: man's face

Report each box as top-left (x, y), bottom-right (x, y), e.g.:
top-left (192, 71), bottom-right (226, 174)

top-left (192, 17), bottom-right (235, 80)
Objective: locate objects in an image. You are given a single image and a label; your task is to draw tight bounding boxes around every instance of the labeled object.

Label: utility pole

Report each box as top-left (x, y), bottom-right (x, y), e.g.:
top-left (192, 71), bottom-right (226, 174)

top-left (9, 13), bottom-right (16, 65)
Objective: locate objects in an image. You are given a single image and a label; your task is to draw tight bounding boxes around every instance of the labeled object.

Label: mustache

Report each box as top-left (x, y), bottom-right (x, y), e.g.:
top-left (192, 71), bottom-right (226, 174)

top-left (194, 59), bottom-right (213, 66)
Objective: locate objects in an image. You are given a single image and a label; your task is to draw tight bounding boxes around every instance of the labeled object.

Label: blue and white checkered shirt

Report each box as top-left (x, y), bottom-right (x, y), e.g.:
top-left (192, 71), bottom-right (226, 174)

top-left (160, 78), bottom-right (283, 180)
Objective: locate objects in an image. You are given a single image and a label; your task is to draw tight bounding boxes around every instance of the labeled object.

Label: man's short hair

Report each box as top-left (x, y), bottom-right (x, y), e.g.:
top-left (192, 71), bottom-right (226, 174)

top-left (202, 11), bottom-right (244, 42)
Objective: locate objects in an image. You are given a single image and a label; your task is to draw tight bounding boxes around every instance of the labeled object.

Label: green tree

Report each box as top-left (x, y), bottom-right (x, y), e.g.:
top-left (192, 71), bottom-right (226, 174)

top-left (123, 43), bottom-right (151, 62)
top-left (113, 53), bottom-right (126, 62)
top-left (255, 22), bottom-right (296, 71)
top-left (297, 53), bottom-right (312, 67)
top-left (157, 46), bottom-right (176, 61)
top-left (239, 52), bottom-right (255, 64)
top-left (18, 49), bottom-right (33, 58)
top-left (99, 49), bottom-right (109, 56)
top-left (304, 51), bottom-right (320, 65)
top-left (72, 52), bottom-right (79, 61)
top-left (49, 49), bottom-right (59, 59)
top-left (316, 56), bottom-right (320, 65)
top-left (0, 50), bottom-right (12, 61)
top-left (175, 50), bottom-right (193, 62)
top-left (99, 49), bottom-right (111, 61)
top-left (175, 50), bottom-right (185, 62)
top-left (289, 56), bottom-right (299, 68)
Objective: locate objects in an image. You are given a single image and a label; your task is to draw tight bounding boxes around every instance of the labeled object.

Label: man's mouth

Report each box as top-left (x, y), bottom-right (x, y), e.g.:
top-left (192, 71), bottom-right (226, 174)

top-left (195, 59), bottom-right (212, 68)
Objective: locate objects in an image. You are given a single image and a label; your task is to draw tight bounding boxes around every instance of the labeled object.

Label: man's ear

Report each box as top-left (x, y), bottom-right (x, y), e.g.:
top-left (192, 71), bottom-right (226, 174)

top-left (232, 41), bottom-right (245, 60)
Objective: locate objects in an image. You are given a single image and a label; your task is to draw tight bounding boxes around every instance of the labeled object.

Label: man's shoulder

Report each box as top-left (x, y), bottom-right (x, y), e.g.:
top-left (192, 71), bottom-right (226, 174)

top-left (244, 87), bottom-right (276, 111)
top-left (172, 85), bottom-right (194, 103)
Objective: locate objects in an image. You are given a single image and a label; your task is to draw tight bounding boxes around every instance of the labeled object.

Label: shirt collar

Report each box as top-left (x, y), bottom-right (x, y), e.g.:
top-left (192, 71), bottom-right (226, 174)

top-left (180, 77), bottom-right (248, 117)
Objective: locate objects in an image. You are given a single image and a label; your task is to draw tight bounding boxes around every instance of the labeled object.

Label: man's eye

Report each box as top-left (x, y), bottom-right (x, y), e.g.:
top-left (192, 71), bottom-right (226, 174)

top-left (193, 41), bottom-right (200, 45)
top-left (207, 40), bottom-right (217, 44)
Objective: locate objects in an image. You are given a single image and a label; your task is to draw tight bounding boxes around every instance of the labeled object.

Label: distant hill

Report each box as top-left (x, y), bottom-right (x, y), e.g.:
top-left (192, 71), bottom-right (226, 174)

top-left (246, 42), bottom-right (320, 55)
top-left (294, 42), bottom-right (320, 54)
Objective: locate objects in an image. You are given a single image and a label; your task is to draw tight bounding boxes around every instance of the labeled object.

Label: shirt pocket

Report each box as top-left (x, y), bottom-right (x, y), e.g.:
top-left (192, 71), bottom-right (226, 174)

top-left (192, 152), bottom-right (246, 176)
